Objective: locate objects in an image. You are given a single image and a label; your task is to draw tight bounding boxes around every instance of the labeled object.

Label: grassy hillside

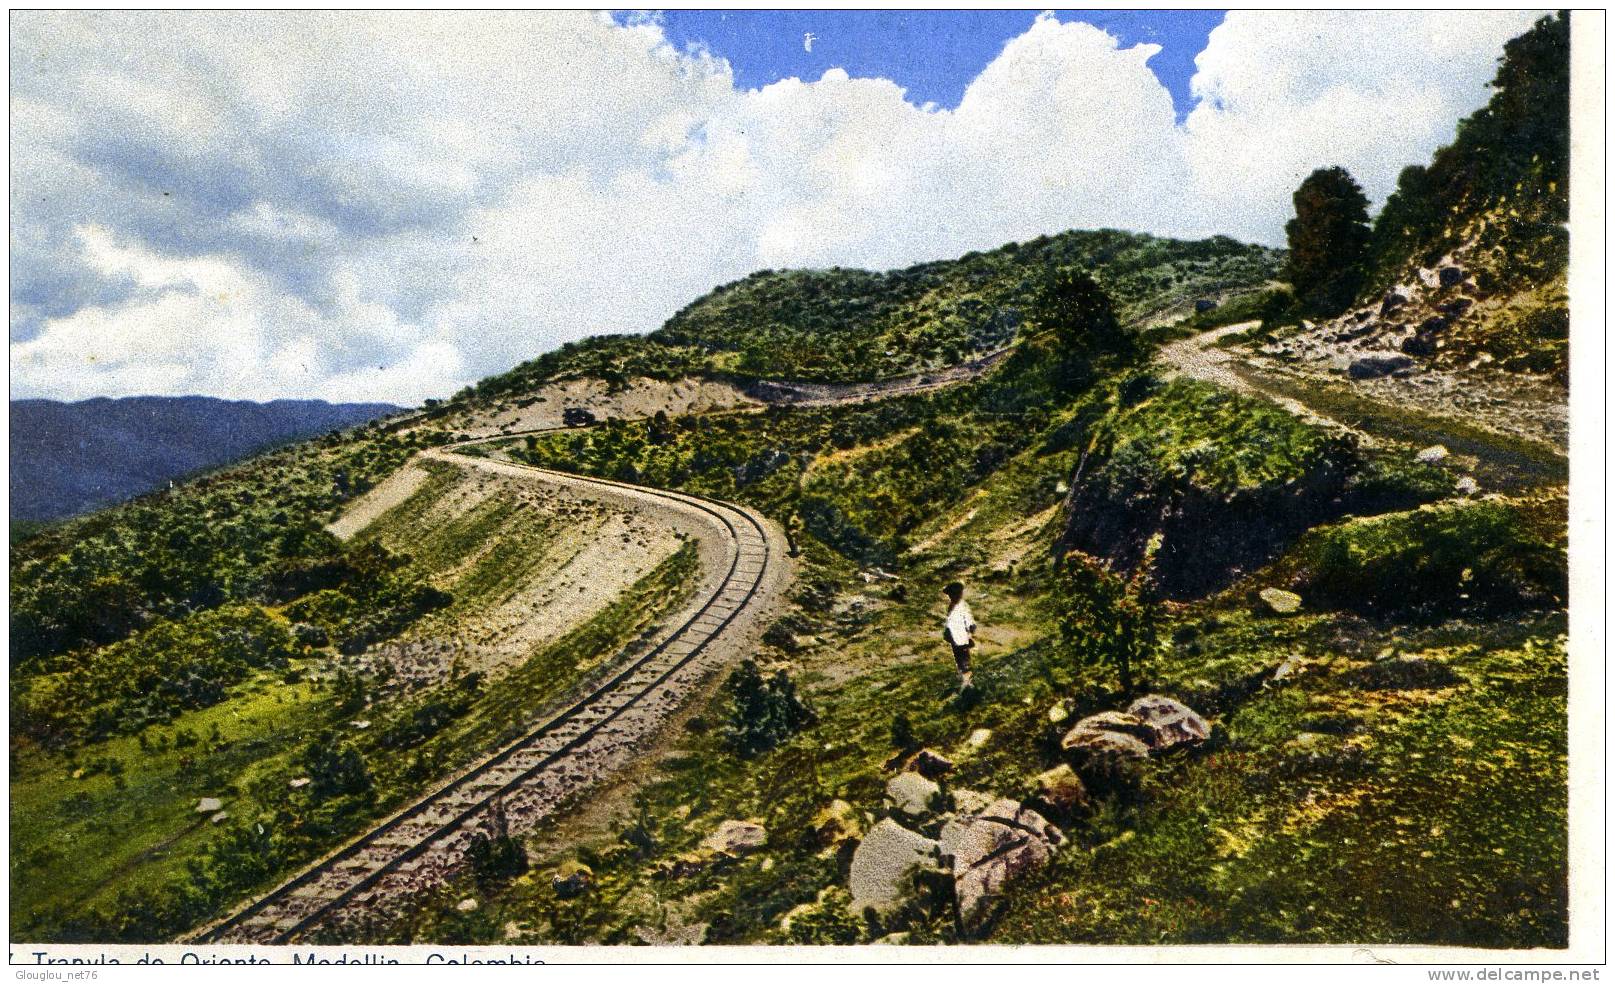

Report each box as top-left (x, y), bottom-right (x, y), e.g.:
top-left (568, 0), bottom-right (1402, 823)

top-left (457, 229), bottom-right (1280, 406)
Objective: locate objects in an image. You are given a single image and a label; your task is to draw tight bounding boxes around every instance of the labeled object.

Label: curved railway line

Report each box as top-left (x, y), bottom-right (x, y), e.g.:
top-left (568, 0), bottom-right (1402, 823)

top-left (190, 444), bottom-right (787, 944)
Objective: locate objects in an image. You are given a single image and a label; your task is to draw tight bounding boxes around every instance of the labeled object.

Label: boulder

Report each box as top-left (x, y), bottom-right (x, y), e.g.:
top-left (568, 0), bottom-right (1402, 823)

top-left (938, 799), bottom-right (1062, 935)
top-left (1127, 695), bottom-right (1211, 752)
top-left (456, 897), bottom-right (479, 912)
top-left (906, 748), bottom-right (955, 780)
top-left (210, 811), bottom-right (231, 825)
top-left (960, 728), bottom-right (993, 753)
top-left (195, 797), bottom-right (224, 814)
top-left (1060, 722), bottom-right (1151, 762)
top-left (1259, 587), bottom-right (1302, 614)
top-left (288, 777), bottom-right (312, 790)
top-left (885, 771), bottom-right (942, 822)
top-left (1416, 444), bottom-right (1449, 464)
top-left (701, 819), bottom-right (768, 856)
top-left (1456, 476), bottom-right (1480, 496)
top-left (847, 818), bottom-right (946, 919)
top-left (1348, 355), bottom-right (1415, 380)
top-left (552, 860), bottom-right (593, 898)
top-left (1030, 764), bottom-right (1091, 819)
top-left (1047, 699), bottom-right (1074, 725)
top-left (810, 800), bottom-right (862, 849)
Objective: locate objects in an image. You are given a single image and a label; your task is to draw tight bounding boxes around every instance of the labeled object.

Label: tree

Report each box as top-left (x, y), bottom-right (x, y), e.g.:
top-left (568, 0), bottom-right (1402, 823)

top-left (1052, 551), bottom-right (1161, 695)
top-left (1028, 269), bottom-right (1138, 389)
top-left (721, 660), bottom-right (816, 757)
top-left (1284, 166), bottom-right (1372, 316)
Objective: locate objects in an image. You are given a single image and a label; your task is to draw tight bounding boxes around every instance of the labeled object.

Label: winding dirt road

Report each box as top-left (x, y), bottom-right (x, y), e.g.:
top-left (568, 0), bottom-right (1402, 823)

top-left (190, 446), bottom-right (792, 944)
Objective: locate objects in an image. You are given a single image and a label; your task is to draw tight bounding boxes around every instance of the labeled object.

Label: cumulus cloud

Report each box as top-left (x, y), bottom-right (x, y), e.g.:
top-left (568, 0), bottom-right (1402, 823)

top-left (9, 10), bottom-right (1543, 404)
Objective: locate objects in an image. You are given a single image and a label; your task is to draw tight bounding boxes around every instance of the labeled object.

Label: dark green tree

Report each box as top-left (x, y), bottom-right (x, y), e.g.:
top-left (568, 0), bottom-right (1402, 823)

top-left (1028, 269), bottom-right (1138, 388)
top-left (301, 731), bottom-right (373, 801)
top-left (1284, 166), bottom-right (1372, 316)
top-left (721, 659), bottom-right (816, 757)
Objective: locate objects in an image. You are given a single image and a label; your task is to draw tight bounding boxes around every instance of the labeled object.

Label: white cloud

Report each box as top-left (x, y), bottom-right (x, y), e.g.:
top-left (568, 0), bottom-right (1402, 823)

top-left (9, 10), bottom-right (1545, 404)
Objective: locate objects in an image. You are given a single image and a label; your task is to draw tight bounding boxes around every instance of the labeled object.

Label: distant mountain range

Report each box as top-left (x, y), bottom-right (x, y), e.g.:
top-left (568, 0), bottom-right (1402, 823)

top-left (10, 396), bottom-right (400, 524)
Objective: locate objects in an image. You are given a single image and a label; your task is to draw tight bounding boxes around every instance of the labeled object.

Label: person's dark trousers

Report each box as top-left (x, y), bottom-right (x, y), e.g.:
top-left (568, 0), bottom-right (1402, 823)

top-left (951, 643), bottom-right (972, 676)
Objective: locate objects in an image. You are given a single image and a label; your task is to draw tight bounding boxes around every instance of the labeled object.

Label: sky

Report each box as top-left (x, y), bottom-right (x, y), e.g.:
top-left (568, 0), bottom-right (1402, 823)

top-left (9, 10), bottom-right (1544, 406)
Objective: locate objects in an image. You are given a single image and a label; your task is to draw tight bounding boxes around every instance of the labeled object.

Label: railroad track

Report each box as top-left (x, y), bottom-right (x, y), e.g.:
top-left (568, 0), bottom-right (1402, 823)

top-left (190, 448), bottom-right (783, 944)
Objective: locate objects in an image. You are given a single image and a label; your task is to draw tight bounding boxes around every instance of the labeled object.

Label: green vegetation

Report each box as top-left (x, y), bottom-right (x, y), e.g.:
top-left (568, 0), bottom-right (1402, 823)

top-left (448, 229), bottom-right (1279, 415)
top-left (721, 660), bottom-right (817, 758)
top-left (1053, 551), bottom-right (1161, 695)
top-left (1370, 12), bottom-right (1569, 291)
top-left (1276, 498), bottom-right (1567, 620)
top-left (1284, 166), bottom-right (1372, 316)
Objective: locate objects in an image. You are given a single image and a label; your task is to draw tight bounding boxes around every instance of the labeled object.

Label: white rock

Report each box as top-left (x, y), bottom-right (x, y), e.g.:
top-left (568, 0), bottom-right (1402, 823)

top-left (885, 771), bottom-right (942, 821)
top-left (700, 819), bottom-right (768, 856)
top-left (456, 898), bottom-right (479, 912)
top-left (1416, 444), bottom-right (1449, 464)
top-left (1259, 588), bottom-right (1302, 614)
top-left (288, 777), bottom-right (312, 790)
top-left (847, 818), bottom-right (944, 918)
top-left (195, 797), bottom-right (224, 814)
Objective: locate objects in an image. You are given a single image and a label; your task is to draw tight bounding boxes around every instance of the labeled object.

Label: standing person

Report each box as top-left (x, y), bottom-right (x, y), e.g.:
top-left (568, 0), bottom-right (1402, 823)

top-left (942, 581), bottom-right (977, 693)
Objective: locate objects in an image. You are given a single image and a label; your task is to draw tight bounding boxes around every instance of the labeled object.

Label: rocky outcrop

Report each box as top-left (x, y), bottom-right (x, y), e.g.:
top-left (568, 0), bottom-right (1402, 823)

top-left (1030, 764), bottom-right (1091, 819)
top-left (847, 818), bottom-right (947, 919)
top-left (1127, 695), bottom-right (1211, 752)
top-left (939, 799), bottom-right (1063, 935)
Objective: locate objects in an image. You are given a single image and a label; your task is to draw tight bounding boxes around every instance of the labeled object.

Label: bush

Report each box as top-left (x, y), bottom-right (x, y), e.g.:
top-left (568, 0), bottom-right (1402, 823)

top-left (1285, 500), bottom-right (1566, 619)
top-left (1053, 551), bottom-right (1162, 694)
top-left (301, 732), bottom-right (373, 801)
top-left (467, 802), bottom-right (529, 890)
top-left (721, 660), bottom-right (817, 757)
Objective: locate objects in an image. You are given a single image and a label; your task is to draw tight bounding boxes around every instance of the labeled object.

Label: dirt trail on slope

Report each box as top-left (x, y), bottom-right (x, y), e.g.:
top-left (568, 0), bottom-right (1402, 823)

top-left (1158, 323), bottom-right (1568, 493)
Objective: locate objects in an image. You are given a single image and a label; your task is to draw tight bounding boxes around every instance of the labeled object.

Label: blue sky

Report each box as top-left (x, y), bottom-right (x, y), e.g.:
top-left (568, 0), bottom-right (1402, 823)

top-left (643, 10), bottom-right (1225, 119)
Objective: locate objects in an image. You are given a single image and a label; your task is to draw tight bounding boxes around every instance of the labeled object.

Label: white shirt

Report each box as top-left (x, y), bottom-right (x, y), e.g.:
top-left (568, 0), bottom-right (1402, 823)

top-left (945, 602), bottom-right (976, 646)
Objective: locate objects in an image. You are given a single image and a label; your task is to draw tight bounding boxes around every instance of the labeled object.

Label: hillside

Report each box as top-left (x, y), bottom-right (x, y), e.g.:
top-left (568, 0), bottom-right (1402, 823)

top-left (6, 15), bottom-right (1571, 951)
top-left (452, 228), bottom-right (1281, 408)
top-left (9, 396), bottom-right (399, 524)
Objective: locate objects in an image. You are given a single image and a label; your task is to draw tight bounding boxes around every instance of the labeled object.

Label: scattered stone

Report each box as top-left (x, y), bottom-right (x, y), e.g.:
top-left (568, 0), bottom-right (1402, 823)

top-left (552, 860), bottom-right (594, 898)
top-left (885, 771), bottom-right (943, 822)
top-left (1270, 655), bottom-right (1306, 684)
top-left (503, 921), bottom-right (526, 941)
top-left (350, 720), bottom-right (371, 730)
top-left (811, 800), bottom-right (862, 849)
top-left (700, 819), bottom-right (768, 856)
top-left (906, 748), bottom-right (955, 780)
top-left (1047, 699), bottom-right (1073, 725)
top-left (847, 818), bottom-right (945, 919)
top-left (1259, 587), bottom-right (1302, 614)
top-left (939, 799), bottom-right (1062, 935)
top-left (1349, 354), bottom-right (1415, 380)
top-left (1416, 444), bottom-right (1449, 464)
top-left (1456, 476), bottom-right (1481, 496)
top-left (288, 777), bottom-right (312, 790)
top-left (962, 728), bottom-right (993, 752)
top-left (456, 897), bottom-right (479, 912)
top-left (1030, 764), bottom-right (1091, 819)
top-left (1380, 287), bottom-right (1411, 315)
top-left (211, 811), bottom-right (231, 825)
top-left (1127, 695), bottom-right (1211, 752)
top-left (195, 797), bottom-right (224, 814)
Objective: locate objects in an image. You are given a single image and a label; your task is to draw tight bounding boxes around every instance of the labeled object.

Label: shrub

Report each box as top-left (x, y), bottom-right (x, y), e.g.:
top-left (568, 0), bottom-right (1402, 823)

top-left (301, 732), bottom-right (373, 801)
top-left (466, 802), bottom-right (528, 890)
top-left (721, 660), bottom-right (817, 757)
top-left (1052, 551), bottom-right (1162, 694)
top-left (1285, 500), bottom-right (1566, 619)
